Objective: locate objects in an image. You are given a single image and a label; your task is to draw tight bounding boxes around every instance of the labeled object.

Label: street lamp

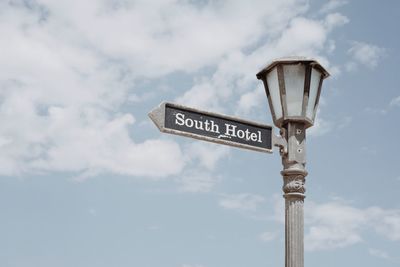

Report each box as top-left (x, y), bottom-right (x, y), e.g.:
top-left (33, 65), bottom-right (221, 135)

top-left (256, 57), bottom-right (329, 267)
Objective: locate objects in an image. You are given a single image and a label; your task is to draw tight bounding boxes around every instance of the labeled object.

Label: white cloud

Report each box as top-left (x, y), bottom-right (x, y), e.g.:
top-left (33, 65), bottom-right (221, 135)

top-left (178, 170), bottom-right (221, 193)
top-left (308, 114), bottom-right (333, 137)
top-left (271, 17), bottom-right (328, 56)
top-left (0, 1), bottom-right (351, 178)
top-left (307, 98), bottom-right (353, 137)
top-left (319, 0), bottom-right (348, 14)
top-left (30, 109), bottom-right (186, 178)
top-left (305, 200), bottom-right (366, 251)
top-left (364, 95), bottom-right (400, 116)
top-left (347, 41), bottom-right (385, 70)
top-left (175, 79), bottom-right (231, 113)
top-left (270, 197), bottom-right (400, 252)
top-left (271, 194), bottom-right (285, 224)
top-left (324, 13), bottom-right (349, 31)
top-left (35, 0), bottom-right (311, 77)
top-left (219, 193), bottom-right (265, 212)
top-left (175, 143), bottom-right (229, 193)
top-left (175, 10), bottom-right (347, 117)
top-left (185, 142), bottom-right (230, 171)
top-left (364, 107), bottom-right (387, 115)
top-left (368, 206), bottom-right (400, 241)
top-left (0, 99), bottom-right (187, 178)
top-left (305, 200), bottom-right (400, 251)
top-left (337, 116), bottom-right (352, 129)
top-left (237, 87), bottom-right (265, 115)
top-left (128, 92), bottom-right (155, 103)
top-left (390, 96), bottom-right (400, 107)
top-left (1, 0), bottom-right (245, 178)
top-left (368, 248), bottom-right (390, 260)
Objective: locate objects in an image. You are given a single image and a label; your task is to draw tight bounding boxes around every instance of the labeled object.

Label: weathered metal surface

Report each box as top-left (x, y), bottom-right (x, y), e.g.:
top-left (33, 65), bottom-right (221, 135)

top-left (149, 102), bottom-right (274, 153)
top-left (281, 121), bottom-right (308, 267)
top-left (256, 56), bottom-right (330, 79)
top-left (256, 57), bottom-right (329, 129)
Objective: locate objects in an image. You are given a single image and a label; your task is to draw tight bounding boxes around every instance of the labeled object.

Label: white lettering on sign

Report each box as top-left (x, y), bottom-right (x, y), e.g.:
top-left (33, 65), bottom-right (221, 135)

top-left (174, 112), bottom-right (262, 143)
top-left (175, 112), bottom-right (220, 133)
top-left (225, 124), bottom-right (262, 143)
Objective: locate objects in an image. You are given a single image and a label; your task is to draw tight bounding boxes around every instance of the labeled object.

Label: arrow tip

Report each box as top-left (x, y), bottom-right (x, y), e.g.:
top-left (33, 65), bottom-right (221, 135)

top-left (148, 102), bottom-right (166, 131)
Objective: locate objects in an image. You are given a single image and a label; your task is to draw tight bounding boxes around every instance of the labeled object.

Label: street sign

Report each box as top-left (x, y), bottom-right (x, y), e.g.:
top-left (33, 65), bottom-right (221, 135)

top-left (149, 102), bottom-right (273, 153)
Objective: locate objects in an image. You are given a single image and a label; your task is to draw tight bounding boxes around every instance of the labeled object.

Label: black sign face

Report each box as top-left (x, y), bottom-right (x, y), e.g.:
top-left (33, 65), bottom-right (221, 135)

top-left (160, 103), bottom-right (272, 152)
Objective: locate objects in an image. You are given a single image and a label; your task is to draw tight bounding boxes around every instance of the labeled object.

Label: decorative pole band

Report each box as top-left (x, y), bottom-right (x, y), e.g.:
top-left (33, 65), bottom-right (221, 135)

top-left (281, 168), bottom-right (307, 198)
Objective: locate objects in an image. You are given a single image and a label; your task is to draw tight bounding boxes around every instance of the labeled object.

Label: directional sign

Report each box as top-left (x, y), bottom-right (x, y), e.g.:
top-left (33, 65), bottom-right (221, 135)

top-left (149, 102), bottom-right (273, 153)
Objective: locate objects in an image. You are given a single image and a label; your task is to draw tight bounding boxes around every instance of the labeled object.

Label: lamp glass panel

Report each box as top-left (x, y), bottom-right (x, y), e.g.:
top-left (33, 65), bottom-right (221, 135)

top-left (306, 68), bottom-right (322, 120)
top-left (283, 64), bottom-right (305, 116)
top-left (266, 67), bottom-right (283, 120)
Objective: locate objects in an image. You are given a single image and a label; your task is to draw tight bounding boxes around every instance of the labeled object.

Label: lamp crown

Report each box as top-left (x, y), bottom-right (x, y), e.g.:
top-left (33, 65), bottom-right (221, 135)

top-left (256, 57), bottom-right (330, 80)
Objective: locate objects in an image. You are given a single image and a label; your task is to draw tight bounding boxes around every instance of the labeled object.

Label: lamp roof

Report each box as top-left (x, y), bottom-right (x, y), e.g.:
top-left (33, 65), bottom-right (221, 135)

top-left (256, 56), bottom-right (330, 80)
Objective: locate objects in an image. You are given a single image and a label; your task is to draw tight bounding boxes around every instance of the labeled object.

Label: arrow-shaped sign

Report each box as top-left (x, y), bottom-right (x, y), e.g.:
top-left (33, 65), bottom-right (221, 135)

top-left (149, 102), bottom-right (273, 153)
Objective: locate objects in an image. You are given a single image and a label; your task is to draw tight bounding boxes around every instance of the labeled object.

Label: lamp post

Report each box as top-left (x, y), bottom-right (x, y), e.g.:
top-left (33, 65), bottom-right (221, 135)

top-left (149, 56), bottom-right (330, 267)
top-left (256, 57), bottom-right (329, 267)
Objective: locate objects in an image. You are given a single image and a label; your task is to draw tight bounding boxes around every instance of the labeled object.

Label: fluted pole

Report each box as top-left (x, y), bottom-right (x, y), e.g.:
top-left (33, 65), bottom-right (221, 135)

top-left (281, 122), bottom-right (307, 267)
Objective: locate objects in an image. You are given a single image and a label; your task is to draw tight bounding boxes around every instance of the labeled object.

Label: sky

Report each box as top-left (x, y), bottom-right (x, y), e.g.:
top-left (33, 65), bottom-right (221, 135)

top-left (0, 0), bottom-right (399, 267)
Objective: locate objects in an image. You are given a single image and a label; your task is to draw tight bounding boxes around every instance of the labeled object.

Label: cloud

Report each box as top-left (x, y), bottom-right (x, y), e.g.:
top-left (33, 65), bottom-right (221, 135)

top-left (178, 170), bottom-right (221, 193)
top-left (175, 79), bottom-right (232, 113)
top-left (337, 116), bottom-right (352, 129)
top-left (270, 17), bottom-right (328, 56)
top-left (390, 96), bottom-right (400, 107)
top-left (175, 10), bottom-right (348, 118)
top-left (305, 200), bottom-right (400, 251)
top-left (347, 41), bottom-right (385, 70)
top-left (35, 0), bottom-right (312, 77)
top-left (319, 0), bottom-right (348, 14)
top-left (368, 248), bottom-right (390, 260)
top-left (28, 109), bottom-right (186, 179)
top-left (364, 95), bottom-right (400, 116)
top-left (175, 143), bottom-right (229, 193)
top-left (0, 94), bottom-right (187, 178)
top-left (308, 100), bottom-right (352, 137)
top-left (324, 12), bottom-right (349, 31)
top-left (184, 142), bottom-right (230, 171)
top-left (218, 193), bottom-right (265, 212)
top-left (308, 113), bottom-right (333, 137)
top-left (237, 87), bottom-right (265, 115)
top-left (1, 0), bottom-right (247, 178)
top-left (369, 207), bottom-right (400, 241)
top-left (269, 197), bottom-right (400, 252)
top-left (305, 200), bottom-right (366, 251)
top-left (0, 1), bottom-right (352, 179)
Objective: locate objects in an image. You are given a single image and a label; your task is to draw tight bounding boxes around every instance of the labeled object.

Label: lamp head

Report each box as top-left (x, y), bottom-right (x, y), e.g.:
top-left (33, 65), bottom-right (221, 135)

top-left (257, 57), bottom-right (329, 129)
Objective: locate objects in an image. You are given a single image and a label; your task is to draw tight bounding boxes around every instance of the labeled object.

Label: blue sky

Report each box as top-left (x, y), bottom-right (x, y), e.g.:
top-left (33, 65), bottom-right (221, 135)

top-left (0, 0), bottom-right (399, 266)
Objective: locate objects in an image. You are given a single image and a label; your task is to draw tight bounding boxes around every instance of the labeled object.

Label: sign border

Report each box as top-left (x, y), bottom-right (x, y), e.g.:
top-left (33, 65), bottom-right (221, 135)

top-left (149, 102), bottom-right (274, 154)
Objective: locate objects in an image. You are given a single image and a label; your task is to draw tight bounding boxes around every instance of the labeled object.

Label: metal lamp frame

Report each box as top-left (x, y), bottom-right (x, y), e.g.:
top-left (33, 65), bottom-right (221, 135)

top-left (256, 57), bottom-right (329, 129)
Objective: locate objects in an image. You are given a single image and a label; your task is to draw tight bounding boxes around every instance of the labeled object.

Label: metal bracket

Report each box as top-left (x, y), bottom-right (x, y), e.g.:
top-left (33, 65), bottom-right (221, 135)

top-left (272, 128), bottom-right (288, 156)
top-left (285, 122), bottom-right (306, 165)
